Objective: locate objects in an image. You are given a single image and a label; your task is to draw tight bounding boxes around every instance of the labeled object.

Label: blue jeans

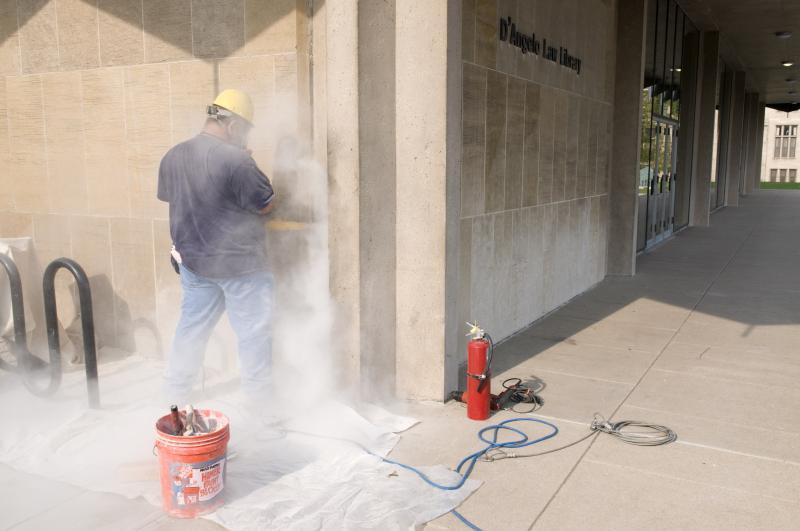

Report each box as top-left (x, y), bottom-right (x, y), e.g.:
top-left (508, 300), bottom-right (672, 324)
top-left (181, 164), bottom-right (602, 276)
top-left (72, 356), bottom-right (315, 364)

top-left (164, 264), bottom-right (274, 402)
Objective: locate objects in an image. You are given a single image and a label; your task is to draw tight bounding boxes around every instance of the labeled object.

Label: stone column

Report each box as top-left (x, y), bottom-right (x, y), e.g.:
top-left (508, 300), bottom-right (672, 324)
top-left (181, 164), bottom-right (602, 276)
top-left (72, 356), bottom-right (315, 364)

top-left (740, 93), bottom-right (751, 196)
top-left (358, 0), bottom-right (398, 397)
top-left (607, 0), bottom-right (648, 276)
top-left (395, 0), bottom-right (462, 400)
top-left (674, 31), bottom-right (700, 228)
top-left (325, 0), bottom-right (362, 386)
top-left (740, 93), bottom-right (755, 195)
top-left (753, 101), bottom-right (766, 191)
top-left (724, 71), bottom-right (746, 207)
top-left (741, 93), bottom-right (760, 195)
top-left (323, 0), bottom-right (461, 401)
top-left (689, 31), bottom-right (720, 227)
top-left (749, 95), bottom-right (763, 190)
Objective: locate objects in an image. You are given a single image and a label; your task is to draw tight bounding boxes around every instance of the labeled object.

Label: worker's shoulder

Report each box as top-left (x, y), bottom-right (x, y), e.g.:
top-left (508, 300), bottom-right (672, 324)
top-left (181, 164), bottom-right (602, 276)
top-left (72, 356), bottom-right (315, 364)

top-left (162, 134), bottom-right (251, 174)
top-left (162, 134), bottom-right (205, 161)
top-left (211, 141), bottom-right (250, 164)
top-left (199, 138), bottom-right (251, 171)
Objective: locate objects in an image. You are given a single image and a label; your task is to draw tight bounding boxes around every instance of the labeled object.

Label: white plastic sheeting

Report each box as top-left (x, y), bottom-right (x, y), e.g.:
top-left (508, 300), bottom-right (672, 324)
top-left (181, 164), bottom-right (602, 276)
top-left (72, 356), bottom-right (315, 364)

top-left (0, 238), bottom-right (78, 362)
top-left (0, 238), bottom-right (39, 336)
top-left (0, 356), bottom-right (479, 530)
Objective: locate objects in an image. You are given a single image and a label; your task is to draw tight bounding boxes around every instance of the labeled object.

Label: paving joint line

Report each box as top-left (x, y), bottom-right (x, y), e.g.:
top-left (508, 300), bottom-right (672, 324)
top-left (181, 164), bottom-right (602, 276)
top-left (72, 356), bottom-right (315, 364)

top-left (580, 459), bottom-right (800, 505)
top-left (528, 217), bottom-right (760, 530)
top-left (673, 440), bottom-right (800, 467)
top-left (648, 366), bottom-right (800, 391)
top-left (621, 403), bottom-right (800, 435)
top-left (516, 367), bottom-right (637, 387)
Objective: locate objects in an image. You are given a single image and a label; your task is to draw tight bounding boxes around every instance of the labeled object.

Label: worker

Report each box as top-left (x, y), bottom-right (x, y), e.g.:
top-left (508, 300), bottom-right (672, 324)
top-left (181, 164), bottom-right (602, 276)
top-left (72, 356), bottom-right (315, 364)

top-left (157, 89), bottom-right (276, 406)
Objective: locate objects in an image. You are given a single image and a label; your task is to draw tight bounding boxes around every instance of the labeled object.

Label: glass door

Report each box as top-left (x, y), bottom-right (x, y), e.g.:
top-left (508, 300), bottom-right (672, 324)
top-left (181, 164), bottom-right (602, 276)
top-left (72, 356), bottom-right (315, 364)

top-left (646, 117), bottom-right (678, 245)
top-left (638, 0), bottom-right (694, 251)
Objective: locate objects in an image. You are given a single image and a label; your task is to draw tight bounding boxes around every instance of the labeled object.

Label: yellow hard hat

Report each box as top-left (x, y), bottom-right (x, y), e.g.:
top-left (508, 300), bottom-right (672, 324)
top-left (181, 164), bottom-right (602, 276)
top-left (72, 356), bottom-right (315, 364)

top-left (212, 89), bottom-right (254, 125)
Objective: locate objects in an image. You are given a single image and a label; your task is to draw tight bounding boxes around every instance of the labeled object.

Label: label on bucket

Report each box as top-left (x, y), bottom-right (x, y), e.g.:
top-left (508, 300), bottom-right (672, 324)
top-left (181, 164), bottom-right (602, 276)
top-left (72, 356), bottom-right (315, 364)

top-left (169, 455), bottom-right (226, 506)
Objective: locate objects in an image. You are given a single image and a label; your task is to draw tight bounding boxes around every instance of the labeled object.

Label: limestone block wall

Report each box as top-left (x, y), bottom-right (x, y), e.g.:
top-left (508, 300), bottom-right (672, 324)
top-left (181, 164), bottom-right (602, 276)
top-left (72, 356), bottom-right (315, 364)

top-left (457, 0), bottom-right (616, 356)
top-left (760, 108), bottom-right (800, 182)
top-left (0, 0), bottom-right (308, 357)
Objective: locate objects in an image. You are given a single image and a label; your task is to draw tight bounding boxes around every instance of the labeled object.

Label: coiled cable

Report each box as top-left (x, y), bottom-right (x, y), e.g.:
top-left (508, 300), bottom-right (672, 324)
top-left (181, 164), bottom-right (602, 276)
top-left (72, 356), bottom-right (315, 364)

top-left (590, 414), bottom-right (677, 446)
top-left (482, 413), bottom-right (676, 462)
top-left (500, 377), bottom-right (543, 413)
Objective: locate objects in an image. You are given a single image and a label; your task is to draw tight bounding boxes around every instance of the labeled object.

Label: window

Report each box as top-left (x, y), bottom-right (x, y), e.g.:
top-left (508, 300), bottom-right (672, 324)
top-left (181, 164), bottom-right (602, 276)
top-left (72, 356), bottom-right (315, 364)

top-left (770, 168), bottom-right (798, 182)
top-left (774, 125), bottom-right (797, 159)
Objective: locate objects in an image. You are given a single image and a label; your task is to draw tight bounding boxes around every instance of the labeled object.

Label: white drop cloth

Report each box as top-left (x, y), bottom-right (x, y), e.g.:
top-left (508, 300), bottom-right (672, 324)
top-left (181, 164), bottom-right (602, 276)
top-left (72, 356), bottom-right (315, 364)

top-left (0, 357), bottom-right (479, 530)
top-left (0, 237), bottom-right (76, 362)
top-left (0, 238), bottom-right (39, 336)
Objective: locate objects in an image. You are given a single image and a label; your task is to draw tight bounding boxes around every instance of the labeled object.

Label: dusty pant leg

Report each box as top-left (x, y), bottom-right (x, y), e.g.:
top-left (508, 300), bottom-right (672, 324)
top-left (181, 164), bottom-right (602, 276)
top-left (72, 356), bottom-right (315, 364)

top-left (220, 270), bottom-right (274, 401)
top-left (164, 265), bottom-right (225, 404)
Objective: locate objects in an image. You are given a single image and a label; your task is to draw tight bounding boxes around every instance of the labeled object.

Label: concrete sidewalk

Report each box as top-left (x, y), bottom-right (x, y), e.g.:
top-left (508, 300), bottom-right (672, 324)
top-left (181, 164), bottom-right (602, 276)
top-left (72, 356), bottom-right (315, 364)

top-left (3, 191), bottom-right (800, 530)
top-left (395, 190), bottom-right (800, 530)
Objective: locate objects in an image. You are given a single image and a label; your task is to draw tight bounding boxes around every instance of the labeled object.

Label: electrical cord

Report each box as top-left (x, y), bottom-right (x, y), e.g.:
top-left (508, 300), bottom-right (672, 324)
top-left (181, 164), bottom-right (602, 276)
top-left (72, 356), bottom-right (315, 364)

top-left (500, 377), bottom-right (543, 413)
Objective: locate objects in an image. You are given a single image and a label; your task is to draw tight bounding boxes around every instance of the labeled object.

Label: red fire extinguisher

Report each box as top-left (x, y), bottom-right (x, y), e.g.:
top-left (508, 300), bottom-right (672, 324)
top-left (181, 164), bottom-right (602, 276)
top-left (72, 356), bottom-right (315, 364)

top-left (465, 323), bottom-right (493, 420)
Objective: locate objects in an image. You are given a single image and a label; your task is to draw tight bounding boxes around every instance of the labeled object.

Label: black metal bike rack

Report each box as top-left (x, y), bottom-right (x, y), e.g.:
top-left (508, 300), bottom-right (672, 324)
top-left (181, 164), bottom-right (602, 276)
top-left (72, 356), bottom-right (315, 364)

top-left (0, 255), bottom-right (100, 408)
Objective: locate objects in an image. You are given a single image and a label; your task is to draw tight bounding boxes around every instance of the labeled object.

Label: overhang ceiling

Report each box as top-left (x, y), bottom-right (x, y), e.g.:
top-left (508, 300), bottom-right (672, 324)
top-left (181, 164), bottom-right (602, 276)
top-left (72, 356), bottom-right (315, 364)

top-left (677, 0), bottom-right (800, 107)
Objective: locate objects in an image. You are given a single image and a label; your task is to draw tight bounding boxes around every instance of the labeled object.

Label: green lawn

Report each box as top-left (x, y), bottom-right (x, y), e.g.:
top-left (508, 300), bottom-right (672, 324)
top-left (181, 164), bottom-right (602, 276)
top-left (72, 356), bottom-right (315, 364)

top-left (759, 182), bottom-right (800, 190)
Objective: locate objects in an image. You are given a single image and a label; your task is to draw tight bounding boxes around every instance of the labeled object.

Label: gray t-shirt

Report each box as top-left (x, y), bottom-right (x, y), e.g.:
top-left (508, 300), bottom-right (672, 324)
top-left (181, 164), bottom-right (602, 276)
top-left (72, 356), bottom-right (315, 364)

top-left (157, 133), bottom-right (275, 278)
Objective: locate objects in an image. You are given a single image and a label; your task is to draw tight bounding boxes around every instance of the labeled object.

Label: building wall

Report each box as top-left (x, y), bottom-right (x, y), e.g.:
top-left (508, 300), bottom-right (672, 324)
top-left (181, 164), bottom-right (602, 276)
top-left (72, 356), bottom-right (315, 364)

top-left (0, 0), bottom-right (308, 356)
top-left (760, 108), bottom-right (800, 182)
top-left (0, 0), bottom-right (619, 400)
top-left (457, 0), bottom-right (616, 357)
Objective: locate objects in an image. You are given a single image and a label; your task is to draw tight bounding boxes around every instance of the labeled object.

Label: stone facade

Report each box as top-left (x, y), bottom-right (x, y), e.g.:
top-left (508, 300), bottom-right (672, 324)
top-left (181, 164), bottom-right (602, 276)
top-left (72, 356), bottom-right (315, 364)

top-left (0, 0), bottom-right (308, 356)
top-left (760, 108), bottom-right (800, 183)
top-left (456, 0), bottom-right (616, 360)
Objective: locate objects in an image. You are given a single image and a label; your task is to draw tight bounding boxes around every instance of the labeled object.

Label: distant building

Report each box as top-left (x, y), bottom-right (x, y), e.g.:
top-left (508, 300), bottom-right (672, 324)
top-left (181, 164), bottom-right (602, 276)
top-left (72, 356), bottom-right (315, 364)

top-left (761, 109), bottom-right (800, 183)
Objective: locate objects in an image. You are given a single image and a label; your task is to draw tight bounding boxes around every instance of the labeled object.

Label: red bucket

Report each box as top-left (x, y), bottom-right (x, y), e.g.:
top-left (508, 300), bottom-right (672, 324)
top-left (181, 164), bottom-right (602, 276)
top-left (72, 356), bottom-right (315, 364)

top-left (155, 409), bottom-right (230, 518)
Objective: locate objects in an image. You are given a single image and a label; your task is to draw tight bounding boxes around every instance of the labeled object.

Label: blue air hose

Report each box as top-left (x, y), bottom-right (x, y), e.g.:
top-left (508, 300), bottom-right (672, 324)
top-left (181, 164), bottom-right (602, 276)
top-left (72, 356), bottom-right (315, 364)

top-left (452, 508), bottom-right (483, 530)
top-left (378, 417), bottom-right (559, 530)
top-left (380, 417), bottom-right (559, 490)
top-left (290, 416), bottom-right (559, 531)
